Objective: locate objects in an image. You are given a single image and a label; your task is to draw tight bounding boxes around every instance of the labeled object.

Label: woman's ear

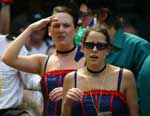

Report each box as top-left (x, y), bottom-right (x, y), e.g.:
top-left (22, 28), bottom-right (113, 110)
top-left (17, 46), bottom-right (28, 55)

top-left (48, 26), bottom-right (52, 37)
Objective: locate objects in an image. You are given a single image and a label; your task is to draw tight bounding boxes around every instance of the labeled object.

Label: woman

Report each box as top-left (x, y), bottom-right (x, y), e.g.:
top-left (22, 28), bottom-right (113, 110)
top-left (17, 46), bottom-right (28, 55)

top-left (92, 1), bottom-right (150, 115)
top-left (3, 4), bottom-right (85, 116)
top-left (62, 26), bottom-right (139, 116)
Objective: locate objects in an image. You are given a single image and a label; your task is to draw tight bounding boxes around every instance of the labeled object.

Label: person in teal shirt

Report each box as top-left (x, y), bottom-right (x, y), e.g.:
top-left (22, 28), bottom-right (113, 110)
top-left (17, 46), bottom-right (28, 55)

top-left (105, 28), bottom-right (150, 116)
top-left (74, 0), bottom-right (150, 115)
top-left (137, 55), bottom-right (150, 116)
top-left (90, 0), bottom-right (150, 115)
top-left (106, 28), bottom-right (150, 78)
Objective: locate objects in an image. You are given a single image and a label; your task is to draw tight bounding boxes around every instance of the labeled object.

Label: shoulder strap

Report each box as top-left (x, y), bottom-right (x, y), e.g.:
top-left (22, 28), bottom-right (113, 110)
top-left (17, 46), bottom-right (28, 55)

top-left (117, 68), bottom-right (123, 91)
top-left (43, 55), bottom-right (50, 73)
top-left (74, 71), bottom-right (77, 88)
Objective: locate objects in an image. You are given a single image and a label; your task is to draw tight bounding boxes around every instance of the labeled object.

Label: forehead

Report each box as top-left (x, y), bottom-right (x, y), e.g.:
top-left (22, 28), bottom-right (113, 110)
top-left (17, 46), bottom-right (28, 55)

top-left (86, 31), bottom-right (106, 42)
top-left (52, 12), bottom-right (74, 25)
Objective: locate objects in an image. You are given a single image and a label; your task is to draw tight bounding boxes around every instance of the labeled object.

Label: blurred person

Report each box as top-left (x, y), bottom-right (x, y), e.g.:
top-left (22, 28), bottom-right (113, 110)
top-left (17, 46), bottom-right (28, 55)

top-left (10, 11), bottom-right (52, 55)
top-left (123, 16), bottom-right (139, 35)
top-left (2, 3), bottom-right (85, 116)
top-left (86, 0), bottom-right (150, 115)
top-left (8, 11), bottom-right (48, 116)
top-left (62, 26), bottom-right (139, 116)
top-left (0, 2), bottom-right (47, 115)
top-left (11, 12), bottom-right (54, 115)
top-left (27, 11), bottom-right (53, 55)
top-left (0, 1), bottom-right (12, 34)
top-left (74, 1), bottom-right (96, 47)
top-left (0, 34), bottom-right (41, 116)
top-left (78, 2), bottom-right (95, 28)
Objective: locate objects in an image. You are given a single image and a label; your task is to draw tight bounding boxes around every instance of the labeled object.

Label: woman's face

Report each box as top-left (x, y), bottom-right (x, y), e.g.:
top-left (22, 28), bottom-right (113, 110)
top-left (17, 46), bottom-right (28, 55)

top-left (48, 12), bottom-right (76, 47)
top-left (78, 4), bottom-right (93, 28)
top-left (83, 30), bottom-right (109, 66)
top-left (97, 8), bottom-right (110, 24)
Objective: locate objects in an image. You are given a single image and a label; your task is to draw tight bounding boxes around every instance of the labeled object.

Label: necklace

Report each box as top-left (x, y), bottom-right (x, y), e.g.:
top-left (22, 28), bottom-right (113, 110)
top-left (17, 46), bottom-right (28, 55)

top-left (56, 46), bottom-right (75, 54)
top-left (87, 64), bottom-right (106, 74)
top-left (86, 66), bottom-right (106, 116)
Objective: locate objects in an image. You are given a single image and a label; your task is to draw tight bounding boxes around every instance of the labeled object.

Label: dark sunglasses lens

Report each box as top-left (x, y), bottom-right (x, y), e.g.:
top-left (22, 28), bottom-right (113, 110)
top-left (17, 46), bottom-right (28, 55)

top-left (84, 42), bottom-right (108, 50)
top-left (96, 43), bottom-right (108, 50)
top-left (84, 42), bottom-right (94, 49)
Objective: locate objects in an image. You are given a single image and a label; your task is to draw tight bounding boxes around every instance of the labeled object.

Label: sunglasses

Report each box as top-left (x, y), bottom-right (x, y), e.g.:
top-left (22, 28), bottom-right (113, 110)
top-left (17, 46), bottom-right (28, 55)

top-left (83, 42), bottom-right (108, 50)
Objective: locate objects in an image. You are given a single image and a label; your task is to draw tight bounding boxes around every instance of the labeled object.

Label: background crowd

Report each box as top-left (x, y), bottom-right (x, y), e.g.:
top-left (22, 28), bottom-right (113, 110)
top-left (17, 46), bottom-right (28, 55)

top-left (0, 0), bottom-right (150, 116)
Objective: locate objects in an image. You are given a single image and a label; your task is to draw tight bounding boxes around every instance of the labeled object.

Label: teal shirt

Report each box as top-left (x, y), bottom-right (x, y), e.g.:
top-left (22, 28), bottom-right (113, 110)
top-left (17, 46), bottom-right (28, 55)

top-left (106, 28), bottom-right (150, 77)
top-left (137, 55), bottom-right (150, 116)
top-left (106, 28), bottom-right (150, 116)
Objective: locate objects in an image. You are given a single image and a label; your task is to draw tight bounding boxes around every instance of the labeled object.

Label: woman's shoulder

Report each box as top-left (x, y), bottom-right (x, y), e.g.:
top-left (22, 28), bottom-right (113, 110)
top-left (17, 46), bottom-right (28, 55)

top-left (65, 68), bottom-right (84, 79)
top-left (109, 64), bottom-right (132, 72)
top-left (113, 65), bottom-right (135, 84)
top-left (109, 64), bottom-right (134, 78)
top-left (110, 65), bottom-right (135, 91)
top-left (64, 71), bottom-right (77, 87)
top-left (65, 71), bottom-right (76, 80)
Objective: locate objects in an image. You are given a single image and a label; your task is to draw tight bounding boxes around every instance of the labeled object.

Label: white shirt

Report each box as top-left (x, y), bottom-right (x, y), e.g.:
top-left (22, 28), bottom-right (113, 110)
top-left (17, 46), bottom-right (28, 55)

top-left (0, 35), bottom-right (41, 109)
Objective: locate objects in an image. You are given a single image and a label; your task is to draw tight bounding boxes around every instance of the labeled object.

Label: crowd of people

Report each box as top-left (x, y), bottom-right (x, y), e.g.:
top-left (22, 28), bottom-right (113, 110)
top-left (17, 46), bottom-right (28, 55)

top-left (0, 0), bottom-right (150, 116)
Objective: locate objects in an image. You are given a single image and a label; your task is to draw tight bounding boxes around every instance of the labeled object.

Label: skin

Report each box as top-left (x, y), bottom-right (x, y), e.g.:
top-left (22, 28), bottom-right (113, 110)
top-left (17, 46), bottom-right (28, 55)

top-left (62, 30), bottom-right (139, 116)
top-left (2, 12), bottom-right (85, 102)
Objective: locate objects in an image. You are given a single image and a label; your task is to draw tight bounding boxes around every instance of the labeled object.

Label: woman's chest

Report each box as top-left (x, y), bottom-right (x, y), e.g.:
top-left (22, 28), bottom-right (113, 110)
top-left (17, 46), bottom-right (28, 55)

top-left (72, 92), bottom-right (128, 116)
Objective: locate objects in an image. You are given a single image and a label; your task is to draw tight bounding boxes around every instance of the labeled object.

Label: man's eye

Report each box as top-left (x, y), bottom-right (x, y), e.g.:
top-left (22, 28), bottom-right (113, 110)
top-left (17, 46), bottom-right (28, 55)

top-left (52, 24), bottom-right (60, 28)
top-left (63, 24), bottom-right (70, 28)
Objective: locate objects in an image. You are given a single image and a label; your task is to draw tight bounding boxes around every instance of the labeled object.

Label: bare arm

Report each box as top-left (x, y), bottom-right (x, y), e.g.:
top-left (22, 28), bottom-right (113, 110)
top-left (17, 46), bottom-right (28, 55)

top-left (61, 72), bottom-right (83, 116)
top-left (123, 70), bottom-right (139, 116)
top-left (2, 16), bottom-right (56, 74)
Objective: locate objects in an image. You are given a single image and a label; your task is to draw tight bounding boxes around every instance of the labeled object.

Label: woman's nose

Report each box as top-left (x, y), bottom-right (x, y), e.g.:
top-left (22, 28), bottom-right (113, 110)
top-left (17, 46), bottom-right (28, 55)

top-left (92, 45), bottom-right (98, 51)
